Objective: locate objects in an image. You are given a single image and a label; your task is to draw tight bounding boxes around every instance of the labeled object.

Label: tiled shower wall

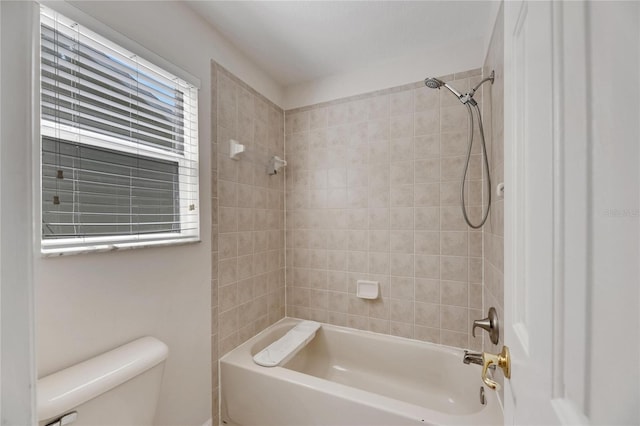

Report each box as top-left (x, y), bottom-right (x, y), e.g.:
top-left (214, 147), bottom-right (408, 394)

top-left (284, 69), bottom-right (488, 350)
top-left (210, 55), bottom-right (505, 422)
top-left (211, 62), bottom-right (286, 425)
top-left (482, 5), bottom-right (505, 355)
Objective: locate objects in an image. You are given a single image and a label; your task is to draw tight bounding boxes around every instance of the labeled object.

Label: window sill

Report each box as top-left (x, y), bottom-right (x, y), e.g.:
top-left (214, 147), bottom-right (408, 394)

top-left (41, 236), bottom-right (201, 257)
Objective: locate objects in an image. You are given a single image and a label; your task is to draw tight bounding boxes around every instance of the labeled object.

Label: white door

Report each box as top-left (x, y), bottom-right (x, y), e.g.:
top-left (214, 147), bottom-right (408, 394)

top-left (503, 1), bottom-right (561, 423)
top-left (503, 1), bottom-right (640, 424)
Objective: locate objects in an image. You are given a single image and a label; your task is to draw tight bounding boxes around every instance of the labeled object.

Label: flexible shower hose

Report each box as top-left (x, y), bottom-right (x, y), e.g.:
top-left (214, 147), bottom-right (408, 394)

top-left (461, 102), bottom-right (491, 229)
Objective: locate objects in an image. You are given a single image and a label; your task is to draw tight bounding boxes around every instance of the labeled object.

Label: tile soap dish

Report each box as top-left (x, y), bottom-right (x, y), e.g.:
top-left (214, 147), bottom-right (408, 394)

top-left (356, 280), bottom-right (379, 300)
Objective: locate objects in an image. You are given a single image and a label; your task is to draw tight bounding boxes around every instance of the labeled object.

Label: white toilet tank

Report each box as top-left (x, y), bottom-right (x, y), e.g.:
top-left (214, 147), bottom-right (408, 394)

top-left (37, 337), bottom-right (168, 426)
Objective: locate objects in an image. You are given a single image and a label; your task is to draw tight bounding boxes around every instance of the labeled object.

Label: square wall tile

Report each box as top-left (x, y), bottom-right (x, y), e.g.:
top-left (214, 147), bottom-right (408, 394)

top-left (282, 67), bottom-right (501, 351)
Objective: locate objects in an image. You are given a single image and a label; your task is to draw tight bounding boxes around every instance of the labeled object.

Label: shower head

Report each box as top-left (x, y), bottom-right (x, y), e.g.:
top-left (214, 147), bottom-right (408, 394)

top-left (424, 77), bottom-right (445, 89)
top-left (424, 77), bottom-right (463, 98)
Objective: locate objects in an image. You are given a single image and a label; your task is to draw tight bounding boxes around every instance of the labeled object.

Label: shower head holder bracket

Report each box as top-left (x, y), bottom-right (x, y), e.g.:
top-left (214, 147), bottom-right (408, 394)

top-left (268, 156), bottom-right (287, 175)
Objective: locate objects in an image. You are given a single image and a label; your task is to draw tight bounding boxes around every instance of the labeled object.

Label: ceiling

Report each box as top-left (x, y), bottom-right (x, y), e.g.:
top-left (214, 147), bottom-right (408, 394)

top-left (184, 1), bottom-right (496, 88)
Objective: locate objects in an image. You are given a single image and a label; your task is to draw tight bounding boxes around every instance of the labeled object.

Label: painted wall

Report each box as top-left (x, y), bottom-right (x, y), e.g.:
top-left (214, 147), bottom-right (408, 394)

top-left (0, 2), bottom-right (37, 424)
top-left (283, 37), bottom-right (486, 110)
top-left (65, 1), bottom-right (282, 107)
top-left (26, 2), bottom-right (284, 425)
top-left (587, 1), bottom-right (639, 422)
top-left (211, 62), bottom-right (286, 425)
top-left (283, 69), bottom-right (487, 349)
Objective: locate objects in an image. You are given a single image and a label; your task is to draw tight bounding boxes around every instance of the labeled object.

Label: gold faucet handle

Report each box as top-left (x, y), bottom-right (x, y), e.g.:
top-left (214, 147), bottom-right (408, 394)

top-left (481, 346), bottom-right (511, 390)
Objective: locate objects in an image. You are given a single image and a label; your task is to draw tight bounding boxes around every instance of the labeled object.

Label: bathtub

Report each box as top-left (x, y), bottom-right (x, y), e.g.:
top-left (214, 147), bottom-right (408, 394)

top-left (220, 318), bottom-right (503, 426)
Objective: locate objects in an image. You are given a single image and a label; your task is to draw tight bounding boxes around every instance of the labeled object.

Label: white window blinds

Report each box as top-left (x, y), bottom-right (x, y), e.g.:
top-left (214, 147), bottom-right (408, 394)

top-left (40, 6), bottom-right (200, 255)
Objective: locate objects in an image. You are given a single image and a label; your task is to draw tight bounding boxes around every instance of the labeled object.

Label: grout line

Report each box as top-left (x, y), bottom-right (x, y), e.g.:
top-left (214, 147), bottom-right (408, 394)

top-left (283, 109), bottom-right (287, 319)
top-left (438, 81), bottom-right (443, 345)
top-left (411, 89), bottom-right (417, 339)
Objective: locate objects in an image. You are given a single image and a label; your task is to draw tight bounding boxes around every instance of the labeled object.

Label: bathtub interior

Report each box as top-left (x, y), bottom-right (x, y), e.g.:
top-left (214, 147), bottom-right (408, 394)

top-left (279, 325), bottom-right (486, 415)
top-left (221, 318), bottom-right (503, 426)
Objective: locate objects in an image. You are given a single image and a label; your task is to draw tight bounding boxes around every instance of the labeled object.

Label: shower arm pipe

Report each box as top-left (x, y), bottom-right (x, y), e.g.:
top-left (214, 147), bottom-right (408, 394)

top-left (425, 70), bottom-right (494, 229)
top-left (469, 70), bottom-right (495, 97)
top-left (441, 82), bottom-right (463, 99)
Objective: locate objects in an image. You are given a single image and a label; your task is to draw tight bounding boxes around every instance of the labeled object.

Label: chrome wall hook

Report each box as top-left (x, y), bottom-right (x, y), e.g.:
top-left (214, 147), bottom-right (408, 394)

top-left (267, 156), bottom-right (287, 175)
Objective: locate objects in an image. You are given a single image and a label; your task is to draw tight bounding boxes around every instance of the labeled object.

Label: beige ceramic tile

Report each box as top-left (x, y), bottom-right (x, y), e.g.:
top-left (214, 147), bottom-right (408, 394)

top-left (415, 302), bottom-right (440, 328)
top-left (414, 86), bottom-right (439, 112)
top-left (415, 278), bottom-right (440, 303)
top-left (415, 158), bottom-right (440, 183)
top-left (441, 231), bottom-right (468, 256)
top-left (415, 134), bottom-right (440, 158)
top-left (282, 66), bottom-right (499, 351)
top-left (414, 109), bottom-right (440, 136)
top-left (441, 280), bottom-right (469, 307)
top-left (415, 231), bottom-right (440, 255)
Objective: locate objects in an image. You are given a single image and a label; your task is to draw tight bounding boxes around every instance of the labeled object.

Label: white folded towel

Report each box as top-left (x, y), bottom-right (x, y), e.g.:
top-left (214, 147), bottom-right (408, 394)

top-left (253, 321), bottom-right (321, 367)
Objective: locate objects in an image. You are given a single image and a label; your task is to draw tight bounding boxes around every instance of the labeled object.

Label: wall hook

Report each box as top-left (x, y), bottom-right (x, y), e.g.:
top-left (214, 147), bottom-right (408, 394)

top-left (267, 156), bottom-right (287, 175)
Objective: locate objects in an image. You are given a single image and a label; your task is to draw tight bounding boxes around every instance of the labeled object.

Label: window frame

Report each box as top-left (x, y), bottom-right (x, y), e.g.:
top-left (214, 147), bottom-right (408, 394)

top-left (37, 4), bottom-right (201, 256)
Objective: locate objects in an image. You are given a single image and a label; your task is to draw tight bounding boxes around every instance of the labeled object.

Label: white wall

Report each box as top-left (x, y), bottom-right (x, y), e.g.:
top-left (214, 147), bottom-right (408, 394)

top-left (15, 1), bottom-right (285, 425)
top-left (0, 2), bottom-right (37, 424)
top-left (66, 1), bottom-right (283, 107)
top-left (482, 0), bottom-right (502, 61)
top-left (283, 36), bottom-right (485, 109)
top-left (587, 2), bottom-right (639, 423)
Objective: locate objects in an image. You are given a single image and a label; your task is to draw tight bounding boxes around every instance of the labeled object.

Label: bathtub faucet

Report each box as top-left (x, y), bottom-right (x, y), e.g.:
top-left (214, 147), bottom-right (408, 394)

top-left (463, 350), bottom-right (484, 366)
top-left (463, 350), bottom-right (496, 370)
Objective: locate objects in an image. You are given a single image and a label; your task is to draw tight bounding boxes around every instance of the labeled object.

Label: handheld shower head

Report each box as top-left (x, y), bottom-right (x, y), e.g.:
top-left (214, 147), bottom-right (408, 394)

top-left (424, 77), bottom-right (463, 98)
top-left (424, 77), bottom-right (444, 89)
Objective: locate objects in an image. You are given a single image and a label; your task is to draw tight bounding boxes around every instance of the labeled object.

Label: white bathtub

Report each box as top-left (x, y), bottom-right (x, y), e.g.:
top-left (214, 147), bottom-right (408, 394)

top-left (220, 318), bottom-right (503, 426)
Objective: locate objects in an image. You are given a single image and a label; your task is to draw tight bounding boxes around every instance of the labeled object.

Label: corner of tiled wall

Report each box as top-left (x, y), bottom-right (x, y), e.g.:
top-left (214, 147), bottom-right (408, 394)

top-left (211, 60), bottom-right (287, 424)
top-left (210, 60), bottom-right (220, 426)
top-left (482, 4), bottom-right (505, 353)
top-left (482, 3), bottom-right (505, 390)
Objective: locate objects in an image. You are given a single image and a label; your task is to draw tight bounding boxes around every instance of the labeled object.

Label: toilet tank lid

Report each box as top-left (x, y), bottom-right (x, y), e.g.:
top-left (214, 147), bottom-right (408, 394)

top-left (37, 336), bottom-right (169, 421)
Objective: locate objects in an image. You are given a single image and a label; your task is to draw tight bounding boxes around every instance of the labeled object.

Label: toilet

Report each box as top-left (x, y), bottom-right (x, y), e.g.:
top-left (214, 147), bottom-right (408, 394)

top-left (37, 337), bottom-right (168, 426)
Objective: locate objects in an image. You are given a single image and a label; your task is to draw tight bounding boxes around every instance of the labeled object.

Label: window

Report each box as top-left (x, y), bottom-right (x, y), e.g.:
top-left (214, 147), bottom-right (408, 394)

top-left (39, 6), bottom-right (199, 255)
